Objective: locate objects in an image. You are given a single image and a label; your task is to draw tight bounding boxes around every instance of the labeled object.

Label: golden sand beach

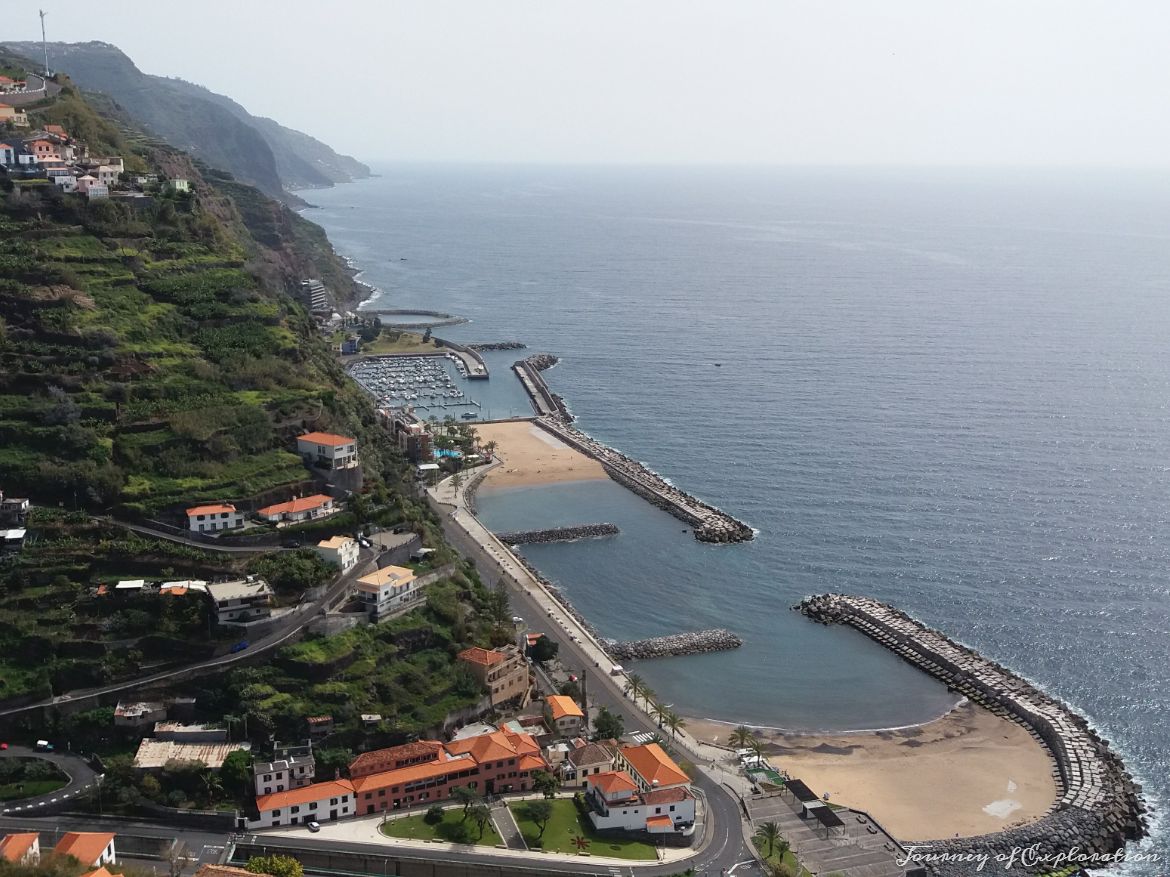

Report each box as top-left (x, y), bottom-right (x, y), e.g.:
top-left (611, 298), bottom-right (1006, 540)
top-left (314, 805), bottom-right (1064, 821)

top-left (476, 420), bottom-right (610, 488)
top-left (689, 701), bottom-right (1057, 841)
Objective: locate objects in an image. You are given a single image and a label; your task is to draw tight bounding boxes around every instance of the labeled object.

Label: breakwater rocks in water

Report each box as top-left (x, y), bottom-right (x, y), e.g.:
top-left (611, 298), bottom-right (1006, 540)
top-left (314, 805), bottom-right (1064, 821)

top-left (468, 341), bottom-right (527, 351)
top-left (525, 353), bottom-right (560, 371)
top-left (608, 629), bottom-right (743, 661)
top-left (797, 594), bottom-right (1148, 876)
top-left (510, 554), bottom-right (613, 656)
top-left (513, 358), bottom-right (574, 421)
top-left (535, 417), bottom-right (754, 543)
top-left (496, 523), bottom-right (620, 545)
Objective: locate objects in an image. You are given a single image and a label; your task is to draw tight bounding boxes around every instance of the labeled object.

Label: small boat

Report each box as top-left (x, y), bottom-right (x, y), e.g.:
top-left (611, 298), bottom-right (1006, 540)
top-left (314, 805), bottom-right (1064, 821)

top-left (461, 412), bottom-right (478, 419)
top-left (714, 362), bottom-right (722, 367)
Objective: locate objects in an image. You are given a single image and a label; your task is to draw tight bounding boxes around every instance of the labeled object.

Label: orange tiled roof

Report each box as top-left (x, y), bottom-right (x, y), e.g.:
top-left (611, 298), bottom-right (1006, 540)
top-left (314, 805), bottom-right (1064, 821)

top-left (643, 785), bottom-right (694, 804)
top-left (620, 743), bottom-right (689, 789)
top-left (54, 832), bottom-right (114, 867)
top-left (545, 694), bottom-right (584, 721)
top-left (258, 494), bottom-right (333, 516)
top-left (348, 740), bottom-right (443, 778)
top-left (646, 815), bottom-right (673, 829)
top-left (0, 834), bottom-right (39, 863)
top-left (298, 431), bottom-right (355, 447)
top-left (457, 646), bottom-right (504, 667)
top-left (255, 779), bottom-right (354, 812)
top-left (84, 869), bottom-right (116, 877)
top-left (350, 751), bottom-right (472, 794)
top-left (590, 770), bottom-right (638, 796)
top-left (194, 866), bottom-right (256, 877)
top-left (517, 753), bottom-right (546, 772)
top-left (186, 503), bottom-right (237, 516)
top-left (445, 728), bottom-right (540, 765)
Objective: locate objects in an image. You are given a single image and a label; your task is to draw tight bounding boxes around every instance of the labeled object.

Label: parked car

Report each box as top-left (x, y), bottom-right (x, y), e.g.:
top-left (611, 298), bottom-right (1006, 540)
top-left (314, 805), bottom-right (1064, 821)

top-left (307, 821), bottom-right (321, 833)
top-left (0, 742), bottom-right (8, 750)
top-left (229, 640), bottom-right (250, 654)
top-left (34, 740), bottom-right (54, 752)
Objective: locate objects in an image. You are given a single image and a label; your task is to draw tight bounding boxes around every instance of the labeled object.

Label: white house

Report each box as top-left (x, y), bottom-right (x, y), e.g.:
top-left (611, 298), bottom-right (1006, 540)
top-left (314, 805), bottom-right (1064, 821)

top-left (253, 753), bottom-right (316, 796)
top-left (316, 535), bottom-right (359, 571)
top-left (256, 493), bottom-right (336, 524)
top-left (95, 165), bottom-right (119, 187)
top-left (583, 770), bottom-right (696, 836)
top-left (186, 503), bottom-right (246, 533)
top-left (206, 578), bottom-right (274, 623)
top-left (248, 779), bottom-right (355, 829)
top-left (354, 565), bottom-right (421, 619)
top-left (162, 178), bottom-right (190, 193)
top-left (544, 695), bottom-right (586, 736)
top-left (296, 432), bottom-right (358, 470)
top-left (53, 832), bottom-right (116, 868)
top-left (0, 834), bottom-right (40, 865)
top-left (86, 184), bottom-right (109, 201)
top-left (0, 142), bottom-right (14, 166)
top-left (52, 173), bottom-right (78, 193)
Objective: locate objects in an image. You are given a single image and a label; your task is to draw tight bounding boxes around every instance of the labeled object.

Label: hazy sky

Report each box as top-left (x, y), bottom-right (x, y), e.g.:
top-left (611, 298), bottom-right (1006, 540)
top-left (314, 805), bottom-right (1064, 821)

top-left (5, 1), bottom-right (1168, 166)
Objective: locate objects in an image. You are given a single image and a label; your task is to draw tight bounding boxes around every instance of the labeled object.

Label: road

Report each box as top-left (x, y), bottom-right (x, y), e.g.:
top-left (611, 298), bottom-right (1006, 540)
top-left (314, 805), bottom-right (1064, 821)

top-left (0, 546), bottom-right (374, 720)
top-left (104, 517), bottom-right (286, 554)
top-left (0, 746), bottom-right (98, 815)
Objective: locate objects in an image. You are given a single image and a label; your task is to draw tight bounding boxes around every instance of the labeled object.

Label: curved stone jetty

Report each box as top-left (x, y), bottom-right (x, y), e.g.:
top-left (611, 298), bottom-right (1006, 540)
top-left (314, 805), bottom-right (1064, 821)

top-left (608, 629), bottom-right (743, 661)
top-left (496, 523), bottom-right (620, 545)
top-left (797, 594), bottom-right (1147, 875)
top-left (535, 417), bottom-right (754, 543)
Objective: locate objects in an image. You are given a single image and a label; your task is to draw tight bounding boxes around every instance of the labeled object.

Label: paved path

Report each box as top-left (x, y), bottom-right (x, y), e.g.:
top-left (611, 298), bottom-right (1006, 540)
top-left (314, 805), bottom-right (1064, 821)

top-left (103, 517), bottom-right (285, 554)
top-left (0, 746), bottom-right (98, 815)
top-left (490, 798), bottom-right (528, 850)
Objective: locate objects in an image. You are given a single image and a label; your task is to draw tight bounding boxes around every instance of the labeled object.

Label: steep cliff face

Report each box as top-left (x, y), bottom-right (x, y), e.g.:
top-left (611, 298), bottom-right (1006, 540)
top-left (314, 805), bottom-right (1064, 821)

top-left (3, 41), bottom-right (370, 201)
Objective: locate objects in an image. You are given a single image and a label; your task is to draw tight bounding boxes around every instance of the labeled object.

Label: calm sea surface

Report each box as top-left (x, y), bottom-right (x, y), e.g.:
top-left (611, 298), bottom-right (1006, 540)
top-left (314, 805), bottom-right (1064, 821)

top-left (307, 166), bottom-right (1170, 863)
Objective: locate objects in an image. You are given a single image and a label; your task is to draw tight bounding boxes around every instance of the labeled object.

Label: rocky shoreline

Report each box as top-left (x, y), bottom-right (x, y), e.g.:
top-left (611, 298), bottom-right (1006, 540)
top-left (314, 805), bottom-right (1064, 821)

top-left (607, 629), bottom-right (743, 661)
top-left (496, 523), bottom-right (620, 545)
top-left (796, 594), bottom-right (1148, 876)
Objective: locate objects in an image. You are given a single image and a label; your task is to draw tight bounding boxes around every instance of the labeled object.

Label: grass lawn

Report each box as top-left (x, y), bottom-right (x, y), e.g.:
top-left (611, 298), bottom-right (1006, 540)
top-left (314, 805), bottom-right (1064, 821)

top-left (0, 778), bottom-right (68, 802)
top-left (753, 836), bottom-right (813, 877)
top-left (509, 798), bottom-right (657, 861)
top-left (361, 331), bottom-right (441, 355)
top-left (380, 807), bottom-right (502, 846)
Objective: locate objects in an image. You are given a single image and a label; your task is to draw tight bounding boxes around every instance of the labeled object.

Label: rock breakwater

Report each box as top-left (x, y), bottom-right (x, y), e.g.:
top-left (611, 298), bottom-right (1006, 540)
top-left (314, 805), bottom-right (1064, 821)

top-left (496, 523), bottom-right (620, 545)
top-left (608, 629), bottom-right (743, 661)
top-left (468, 341), bottom-right (527, 351)
top-left (797, 593), bottom-right (1148, 876)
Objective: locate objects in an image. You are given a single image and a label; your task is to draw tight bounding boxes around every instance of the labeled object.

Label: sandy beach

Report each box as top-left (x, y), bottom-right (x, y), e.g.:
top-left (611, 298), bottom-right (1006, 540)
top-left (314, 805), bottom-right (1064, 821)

top-left (689, 701), bottom-right (1057, 841)
top-left (476, 420), bottom-right (610, 489)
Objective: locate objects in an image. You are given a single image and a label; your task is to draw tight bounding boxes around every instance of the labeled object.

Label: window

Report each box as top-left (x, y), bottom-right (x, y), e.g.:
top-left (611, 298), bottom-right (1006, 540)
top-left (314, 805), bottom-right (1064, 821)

top-left (670, 805), bottom-right (676, 812)
top-left (264, 787), bottom-right (271, 794)
top-left (330, 797), bottom-right (338, 805)
top-left (273, 809), bottom-right (281, 817)
top-left (292, 806), bottom-right (300, 814)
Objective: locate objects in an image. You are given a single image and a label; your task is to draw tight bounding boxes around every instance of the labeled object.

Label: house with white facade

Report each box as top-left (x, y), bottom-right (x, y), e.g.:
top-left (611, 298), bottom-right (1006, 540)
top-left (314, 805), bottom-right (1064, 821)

top-left (257, 494), bottom-right (336, 524)
top-left (86, 183), bottom-right (109, 201)
top-left (354, 565), bottom-right (421, 620)
top-left (583, 769), bottom-right (696, 836)
top-left (253, 752), bottom-right (316, 796)
top-left (0, 833), bottom-right (40, 865)
top-left (561, 741), bottom-right (616, 788)
top-left (95, 165), bottom-right (119, 187)
top-left (53, 833), bottom-right (116, 868)
top-left (162, 178), bottom-right (190, 193)
top-left (248, 779), bottom-right (356, 829)
top-left (0, 143), bottom-right (14, 167)
top-left (186, 502), bottom-right (246, 533)
top-left (315, 535), bottom-right (359, 571)
top-left (113, 700), bottom-right (168, 729)
top-left (544, 694), bottom-right (586, 736)
top-left (207, 578), bottom-right (274, 623)
top-left (296, 432), bottom-right (358, 470)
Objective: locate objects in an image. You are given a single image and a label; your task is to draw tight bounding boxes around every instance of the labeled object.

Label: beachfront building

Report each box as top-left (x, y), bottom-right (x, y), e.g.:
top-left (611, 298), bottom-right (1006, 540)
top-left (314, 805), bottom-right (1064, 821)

top-left (561, 740), bottom-right (616, 788)
top-left (457, 644), bottom-right (530, 708)
top-left (354, 564), bottom-right (420, 620)
top-left (583, 769), bottom-right (696, 836)
top-left (315, 535), bottom-right (359, 571)
top-left (296, 432), bottom-right (358, 470)
top-left (544, 694), bottom-right (586, 736)
top-left (247, 779), bottom-right (355, 830)
top-left (257, 494), bottom-right (336, 524)
top-left (253, 752), bottom-right (316, 796)
top-left (186, 502), bottom-right (246, 533)
top-left (615, 742), bottom-right (691, 792)
top-left (0, 834), bottom-right (41, 865)
top-left (207, 578), bottom-right (274, 623)
top-left (53, 833), bottom-right (116, 869)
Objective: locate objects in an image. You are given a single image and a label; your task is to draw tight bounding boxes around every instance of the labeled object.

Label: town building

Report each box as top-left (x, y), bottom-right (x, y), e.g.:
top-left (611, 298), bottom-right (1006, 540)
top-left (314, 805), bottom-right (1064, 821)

top-left (354, 564), bottom-right (421, 620)
top-left (257, 494), bottom-right (336, 524)
top-left (52, 173), bottom-right (77, 193)
top-left (0, 833), bottom-right (40, 865)
top-left (162, 178), bottom-right (189, 193)
top-left (296, 432), bottom-right (358, 470)
top-left (0, 490), bottom-right (29, 526)
top-left (133, 738), bottom-right (250, 771)
top-left (247, 779), bottom-right (355, 829)
top-left (207, 579), bottom-right (274, 623)
top-left (544, 694), bottom-right (585, 736)
top-left (53, 833), bottom-right (116, 868)
top-left (0, 143), bottom-right (15, 167)
top-left (95, 165), bottom-right (118, 187)
top-left (300, 279), bottom-right (330, 314)
top-left (154, 722), bottom-right (229, 743)
top-left (561, 740), bottom-right (616, 788)
top-left (186, 502), bottom-right (246, 533)
top-left (583, 769), bottom-right (696, 836)
top-left (0, 103), bottom-right (17, 122)
top-left (0, 76), bottom-right (28, 94)
top-left (307, 715), bottom-right (334, 740)
top-left (1, 529), bottom-right (25, 555)
top-left (75, 174), bottom-right (98, 193)
top-left (86, 183), bottom-right (109, 201)
top-left (615, 742), bottom-right (691, 792)
top-left (340, 336), bottom-right (360, 355)
top-left (253, 751), bottom-right (316, 796)
top-left (315, 535), bottom-right (359, 571)
top-left (113, 700), bottom-right (168, 729)
top-left (457, 645), bottom-right (530, 707)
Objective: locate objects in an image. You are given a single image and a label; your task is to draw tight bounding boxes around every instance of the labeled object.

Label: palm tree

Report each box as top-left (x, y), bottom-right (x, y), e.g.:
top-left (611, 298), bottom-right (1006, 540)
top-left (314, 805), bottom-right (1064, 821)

top-left (640, 685), bottom-right (657, 711)
top-left (483, 440), bottom-right (497, 460)
top-left (624, 673), bottom-right (646, 704)
top-left (650, 700), bottom-right (667, 727)
top-left (729, 725), bottom-right (758, 748)
top-left (663, 709), bottom-right (687, 740)
top-left (750, 737), bottom-right (766, 763)
top-left (755, 821), bottom-right (782, 859)
top-left (450, 470), bottom-right (465, 496)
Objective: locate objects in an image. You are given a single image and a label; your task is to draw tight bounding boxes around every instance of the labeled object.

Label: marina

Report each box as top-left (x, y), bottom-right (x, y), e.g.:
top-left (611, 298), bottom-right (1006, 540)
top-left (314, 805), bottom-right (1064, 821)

top-left (347, 354), bottom-right (484, 416)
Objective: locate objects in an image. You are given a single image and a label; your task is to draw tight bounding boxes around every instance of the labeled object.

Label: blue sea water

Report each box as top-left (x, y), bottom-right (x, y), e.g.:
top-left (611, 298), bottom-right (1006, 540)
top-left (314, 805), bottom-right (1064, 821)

top-left (306, 165), bottom-right (1170, 862)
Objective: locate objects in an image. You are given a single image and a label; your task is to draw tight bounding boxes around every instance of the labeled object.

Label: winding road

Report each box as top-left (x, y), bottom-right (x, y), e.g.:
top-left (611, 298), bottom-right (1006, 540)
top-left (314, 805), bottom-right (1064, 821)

top-left (0, 746), bottom-right (98, 815)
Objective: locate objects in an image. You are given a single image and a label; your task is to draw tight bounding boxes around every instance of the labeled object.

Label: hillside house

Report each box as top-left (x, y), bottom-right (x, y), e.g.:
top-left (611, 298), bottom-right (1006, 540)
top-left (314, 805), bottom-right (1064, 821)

top-left (207, 578), bottom-right (274, 623)
top-left (315, 535), bottom-right (359, 571)
top-left (0, 103), bottom-right (15, 122)
top-left (1, 529), bottom-right (25, 556)
top-left (113, 700), bottom-right (167, 729)
top-left (257, 494), bottom-right (336, 524)
top-left (0, 833), bottom-right (40, 865)
top-left (0, 143), bottom-right (13, 166)
top-left (53, 833), bottom-right (116, 869)
top-left (26, 139), bottom-right (59, 162)
top-left (246, 779), bottom-right (355, 830)
top-left (0, 76), bottom-right (28, 93)
top-left (162, 178), bottom-right (189, 193)
top-left (307, 715), bottom-right (334, 740)
top-left (86, 184), bottom-right (109, 201)
top-left (253, 751), bottom-right (316, 797)
top-left (186, 502), bottom-right (246, 533)
top-left (95, 165), bottom-right (119, 187)
top-left (354, 565), bottom-right (420, 620)
top-left (544, 694), bottom-right (585, 736)
top-left (561, 740), bottom-right (616, 787)
top-left (52, 172), bottom-right (78, 193)
top-left (457, 645), bottom-right (530, 708)
top-left (76, 174), bottom-right (98, 192)
top-left (297, 432), bottom-right (358, 470)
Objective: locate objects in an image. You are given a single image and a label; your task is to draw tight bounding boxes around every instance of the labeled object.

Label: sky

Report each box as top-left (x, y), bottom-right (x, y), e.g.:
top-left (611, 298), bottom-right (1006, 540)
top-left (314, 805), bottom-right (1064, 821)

top-left (4, 0), bottom-right (1169, 166)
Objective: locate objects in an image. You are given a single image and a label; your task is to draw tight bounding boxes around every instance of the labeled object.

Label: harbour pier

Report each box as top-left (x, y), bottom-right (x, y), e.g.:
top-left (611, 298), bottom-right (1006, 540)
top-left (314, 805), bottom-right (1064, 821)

top-left (797, 594), bottom-right (1147, 875)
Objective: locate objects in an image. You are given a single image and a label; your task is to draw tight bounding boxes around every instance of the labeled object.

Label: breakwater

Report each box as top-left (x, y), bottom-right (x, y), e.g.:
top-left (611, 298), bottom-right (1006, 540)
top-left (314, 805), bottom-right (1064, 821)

top-left (534, 416), bottom-right (755, 543)
top-left (608, 629), bottom-right (743, 661)
top-left (468, 341), bottom-right (527, 351)
top-left (513, 356), bottom-right (572, 420)
top-left (797, 594), bottom-right (1147, 875)
top-left (496, 523), bottom-right (620, 545)
top-left (364, 308), bottom-right (469, 329)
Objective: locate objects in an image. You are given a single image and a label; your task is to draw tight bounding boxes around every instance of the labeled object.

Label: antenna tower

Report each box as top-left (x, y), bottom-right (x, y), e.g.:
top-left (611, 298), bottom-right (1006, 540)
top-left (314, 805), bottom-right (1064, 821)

top-left (39, 9), bottom-right (50, 77)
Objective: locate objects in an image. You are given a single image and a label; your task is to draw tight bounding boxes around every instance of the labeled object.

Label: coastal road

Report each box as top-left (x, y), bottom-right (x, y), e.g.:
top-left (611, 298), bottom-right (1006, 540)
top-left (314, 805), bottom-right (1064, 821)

top-left (0, 746), bottom-right (98, 815)
top-left (429, 480), bottom-right (756, 876)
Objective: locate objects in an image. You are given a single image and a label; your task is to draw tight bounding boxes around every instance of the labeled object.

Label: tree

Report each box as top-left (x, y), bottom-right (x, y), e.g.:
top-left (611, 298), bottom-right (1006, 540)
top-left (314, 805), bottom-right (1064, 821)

top-left (220, 749), bottom-right (254, 799)
top-left (650, 700), bottom-right (667, 727)
top-left (729, 725), bottom-right (758, 748)
top-left (246, 855), bottom-right (303, 877)
top-left (450, 470), bottom-right (465, 496)
top-left (485, 582), bottom-right (511, 629)
top-left (528, 634), bottom-right (558, 663)
top-left (468, 802), bottom-right (492, 839)
top-left (750, 737), bottom-right (766, 763)
top-left (624, 673), bottom-right (646, 705)
top-left (755, 821), bottom-right (782, 859)
top-left (532, 769), bottom-right (560, 799)
top-left (425, 804), bottom-right (445, 825)
top-left (483, 440), bottom-right (497, 460)
top-left (450, 784), bottom-right (482, 817)
top-left (526, 799), bottom-right (554, 839)
top-left (663, 709), bottom-right (686, 740)
top-left (592, 706), bottom-right (624, 742)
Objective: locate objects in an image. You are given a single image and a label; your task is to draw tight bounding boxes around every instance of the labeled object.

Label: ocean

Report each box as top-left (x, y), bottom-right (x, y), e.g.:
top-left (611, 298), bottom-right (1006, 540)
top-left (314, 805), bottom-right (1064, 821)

top-left (306, 165), bottom-right (1170, 864)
